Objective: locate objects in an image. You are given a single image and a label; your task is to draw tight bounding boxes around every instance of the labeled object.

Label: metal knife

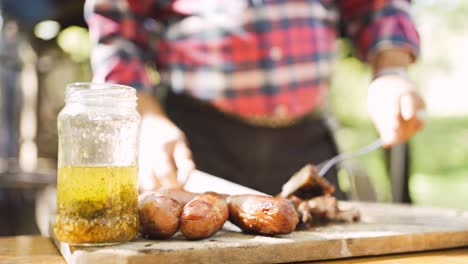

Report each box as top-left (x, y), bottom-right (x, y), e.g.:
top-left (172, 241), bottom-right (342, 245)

top-left (184, 170), bottom-right (266, 195)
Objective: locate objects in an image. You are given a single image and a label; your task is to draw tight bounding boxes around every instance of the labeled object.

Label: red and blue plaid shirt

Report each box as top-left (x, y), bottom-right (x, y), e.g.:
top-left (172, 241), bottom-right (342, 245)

top-left (85, 0), bottom-right (419, 119)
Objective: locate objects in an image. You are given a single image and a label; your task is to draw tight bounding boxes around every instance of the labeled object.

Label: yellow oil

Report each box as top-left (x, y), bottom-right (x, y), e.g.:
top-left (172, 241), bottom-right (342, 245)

top-left (54, 165), bottom-right (139, 245)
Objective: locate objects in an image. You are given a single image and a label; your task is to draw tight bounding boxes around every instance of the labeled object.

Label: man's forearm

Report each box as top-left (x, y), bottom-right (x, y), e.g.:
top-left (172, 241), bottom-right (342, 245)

top-left (370, 48), bottom-right (414, 75)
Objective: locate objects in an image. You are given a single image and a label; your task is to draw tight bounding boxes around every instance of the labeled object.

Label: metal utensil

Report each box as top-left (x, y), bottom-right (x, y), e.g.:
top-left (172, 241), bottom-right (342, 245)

top-left (279, 140), bottom-right (383, 199)
top-left (184, 170), bottom-right (266, 195)
top-left (317, 139), bottom-right (383, 177)
top-left (317, 109), bottom-right (427, 177)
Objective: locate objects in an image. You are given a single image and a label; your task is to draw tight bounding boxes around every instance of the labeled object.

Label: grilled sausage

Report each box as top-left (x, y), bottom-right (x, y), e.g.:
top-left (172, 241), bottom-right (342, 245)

top-left (138, 193), bottom-right (182, 239)
top-left (156, 188), bottom-right (199, 207)
top-left (179, 192), bottom-right (229, 240)
top-left (228, 195), bottom-right (299, 236)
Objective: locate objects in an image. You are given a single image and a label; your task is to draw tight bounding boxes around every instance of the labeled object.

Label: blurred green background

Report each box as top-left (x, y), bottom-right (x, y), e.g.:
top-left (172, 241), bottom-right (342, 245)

top-left (3, 0), bottom-right (467, 210)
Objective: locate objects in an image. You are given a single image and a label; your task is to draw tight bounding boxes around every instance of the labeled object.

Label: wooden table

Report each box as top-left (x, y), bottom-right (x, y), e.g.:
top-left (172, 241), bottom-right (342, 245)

top-left (2, 236), bottom-right (468, 264)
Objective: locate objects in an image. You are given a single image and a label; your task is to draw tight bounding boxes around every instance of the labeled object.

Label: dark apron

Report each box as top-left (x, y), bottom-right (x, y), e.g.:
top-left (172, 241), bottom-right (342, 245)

top-left (165, 92), bottom-right (346, 199)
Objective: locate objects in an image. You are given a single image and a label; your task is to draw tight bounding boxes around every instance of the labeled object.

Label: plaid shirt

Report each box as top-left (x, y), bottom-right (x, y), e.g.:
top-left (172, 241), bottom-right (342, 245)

top-left (85, 0), bottom-right (419, 119)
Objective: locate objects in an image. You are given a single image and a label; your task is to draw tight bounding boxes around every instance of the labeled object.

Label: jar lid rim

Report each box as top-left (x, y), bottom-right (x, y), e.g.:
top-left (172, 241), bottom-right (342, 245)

top-left (66, 82), bottom-right (137, 92)
top-left (65, 82), bottom-right (137, 105)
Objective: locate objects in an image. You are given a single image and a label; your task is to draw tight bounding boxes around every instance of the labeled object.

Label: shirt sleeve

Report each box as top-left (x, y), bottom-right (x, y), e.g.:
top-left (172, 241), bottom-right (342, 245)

top-left (337, 0), bottom-right (420, 62)
top-left (84, 0), bottom-right (154, 92)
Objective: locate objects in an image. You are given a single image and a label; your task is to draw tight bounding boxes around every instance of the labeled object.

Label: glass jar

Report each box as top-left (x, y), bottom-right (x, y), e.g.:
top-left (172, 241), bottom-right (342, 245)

top-left (54, 83), bottom-right (141, 246)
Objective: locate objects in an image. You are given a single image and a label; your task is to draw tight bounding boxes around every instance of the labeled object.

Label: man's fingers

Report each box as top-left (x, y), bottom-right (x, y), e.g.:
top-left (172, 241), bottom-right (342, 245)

top-left (139, 136), bottom-right (162, 192)
top-left (400, 92), bottom-right (426, 121)
top-left (138, 158), bottom-right (161, 192)
top-left (151, 143), bottom-right (180, 188)
top-left (173, 140), bottom-right (196, 185)
top-left (378, 109), bottom-right (425, 148)
top-left (139, 138), bottom-right (193, 191)
top-left (400, 94), bottom-right (416, 121)
top-left (138, 116), bottom-right (192, 191)
top-left (399, 93), bottom-right (425, 143)
top-left (414, 118), bottom-right (424, 131)
top-left (407, 115), bottom-right (424, 137)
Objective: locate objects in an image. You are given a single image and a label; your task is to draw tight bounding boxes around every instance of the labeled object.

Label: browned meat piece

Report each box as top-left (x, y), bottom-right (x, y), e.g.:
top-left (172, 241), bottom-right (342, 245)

top-left (296, 196), bottom-right (338, 227)
top-left (295, 196), bottom-right (360, 227)
top-left (306, 195), bottom-right (339, 220)
top-left (138, 193), bottom-right (182, 239)
top-left (296, 199), bottom-right (313, 226)
top-left (336, 205), bottom-right (361, 222)
top-left (279, 164), bottom-right (335, 199)
top-left (228, 195), bottom-right (299, 236)
top-left (179, 192), bottom-right (229, 240)
top-left (285, 195), bottom-right (303, 208)
top-left (155, 188), bottom-right (199, 207)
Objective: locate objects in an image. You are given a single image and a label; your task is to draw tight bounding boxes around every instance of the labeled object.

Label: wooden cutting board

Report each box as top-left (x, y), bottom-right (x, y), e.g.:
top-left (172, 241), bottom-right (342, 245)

top-left (53, 202), bottom-right (468, 264)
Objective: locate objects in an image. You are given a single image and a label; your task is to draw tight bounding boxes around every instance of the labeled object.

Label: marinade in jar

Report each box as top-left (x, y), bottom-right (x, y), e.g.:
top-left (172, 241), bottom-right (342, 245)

top-left (54, 165), bottom-right (138, 245)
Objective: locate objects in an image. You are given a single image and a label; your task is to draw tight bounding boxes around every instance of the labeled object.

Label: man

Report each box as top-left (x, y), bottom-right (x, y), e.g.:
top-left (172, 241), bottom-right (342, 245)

top-left (84, 0), bottom-right (425, 198)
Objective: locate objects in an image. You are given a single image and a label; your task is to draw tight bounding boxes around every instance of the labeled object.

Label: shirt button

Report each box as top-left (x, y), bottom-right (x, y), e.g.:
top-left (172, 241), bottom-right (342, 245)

top-left (270, 46), bottom-right (283, 61)
top-left (274, 104), bottom-right (288, 117)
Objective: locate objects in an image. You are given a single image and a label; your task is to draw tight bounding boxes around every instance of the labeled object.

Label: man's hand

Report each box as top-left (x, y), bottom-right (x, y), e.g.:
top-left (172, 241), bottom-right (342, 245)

top-left (137, 93), bottom-right (195, 192)
top-left (367, 74), bottom-right (425, 147)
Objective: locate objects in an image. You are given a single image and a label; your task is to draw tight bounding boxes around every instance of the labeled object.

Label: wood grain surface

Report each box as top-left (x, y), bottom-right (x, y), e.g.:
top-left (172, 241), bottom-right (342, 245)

top-left (0, 235), bottom-right (65, 264)
top-left (3, 235), bottom-right (468, 264)
top-left (51, 202), bottom-right (468, 264)
top-left (323, 247), bottom-right (468, 264)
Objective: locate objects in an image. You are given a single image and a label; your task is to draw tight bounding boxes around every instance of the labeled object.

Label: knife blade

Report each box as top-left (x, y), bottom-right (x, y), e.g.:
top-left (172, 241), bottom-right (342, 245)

top-left (184, 170), bottom-right (266, 196)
